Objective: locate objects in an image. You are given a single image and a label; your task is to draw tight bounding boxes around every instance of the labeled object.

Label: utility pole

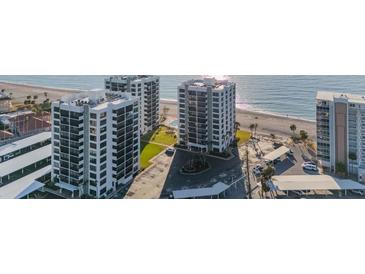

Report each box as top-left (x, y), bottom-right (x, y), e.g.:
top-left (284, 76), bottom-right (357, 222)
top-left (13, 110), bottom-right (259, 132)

top-left (245, 146), bottom-right (252, 199)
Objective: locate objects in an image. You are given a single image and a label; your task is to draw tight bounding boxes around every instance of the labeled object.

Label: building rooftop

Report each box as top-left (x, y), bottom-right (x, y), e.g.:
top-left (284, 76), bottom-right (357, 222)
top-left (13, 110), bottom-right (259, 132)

top-left (0, 91), bottom-right (11, 100)
top-left (317, 91), bottom-right (365, 104)
top-left (0, 131), bottom-right (51, 157)
top-left (180, 77), bottom-right (234, 91)
top-left (0, 165), bottom-right (50, 198)
top-left (105, 75), bottom-right (158, 83)
top-left (272, 175), bottom-right (365, 191)
top-left (0, 144), bottom-right (51, 177)
top-left (263, 146), bottom-right (290, 162)
top-left (60, 90), bottom-right (136, 109)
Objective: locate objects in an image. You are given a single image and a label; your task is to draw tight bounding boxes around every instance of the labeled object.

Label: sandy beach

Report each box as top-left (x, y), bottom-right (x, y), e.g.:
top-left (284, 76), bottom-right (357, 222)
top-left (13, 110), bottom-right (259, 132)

top-left (0, 82), bottom-right (315, 138)
top-left (0, 82), bottom-right (79, 103)
top-left (160, 100), bottom-right (315, 139)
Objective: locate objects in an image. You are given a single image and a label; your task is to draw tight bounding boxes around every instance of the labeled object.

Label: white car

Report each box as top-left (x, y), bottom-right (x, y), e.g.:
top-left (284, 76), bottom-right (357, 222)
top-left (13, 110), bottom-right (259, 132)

top-left (301, 163), bottom-right (318, 171)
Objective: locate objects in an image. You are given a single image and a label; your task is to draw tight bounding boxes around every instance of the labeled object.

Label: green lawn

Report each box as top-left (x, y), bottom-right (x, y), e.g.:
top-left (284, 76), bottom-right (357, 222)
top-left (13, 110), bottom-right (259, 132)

top-left (140, 142), bottom-right (166, 170)
top-left (236, 130), bottom-right (251, 145)
top-left (141, 126), bottom-right (177, 146)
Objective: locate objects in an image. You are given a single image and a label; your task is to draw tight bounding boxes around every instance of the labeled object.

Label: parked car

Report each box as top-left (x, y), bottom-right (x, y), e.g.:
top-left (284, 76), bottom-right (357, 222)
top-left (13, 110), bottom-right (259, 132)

top-left (287, 149), bottom-right (294, 156)
top-left (350, 189), bottom-right (365, 196)
top-left (165, 148), bottom-right (175, 156)
top-left (302, 163), bottom-right (318, 171)
top-left (273, 142), bottom-right (282, 149)
top-left (254, 164), bottom-right (263, 171)
top-left (252, 167), bottom-right (262, 176)
top-left (292, 190), bottom-right (306, 196)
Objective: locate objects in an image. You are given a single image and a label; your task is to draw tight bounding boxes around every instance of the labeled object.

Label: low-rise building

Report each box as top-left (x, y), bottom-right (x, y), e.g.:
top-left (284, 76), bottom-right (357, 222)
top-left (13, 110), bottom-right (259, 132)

top-left (0, 132), bottom-right (52, 193)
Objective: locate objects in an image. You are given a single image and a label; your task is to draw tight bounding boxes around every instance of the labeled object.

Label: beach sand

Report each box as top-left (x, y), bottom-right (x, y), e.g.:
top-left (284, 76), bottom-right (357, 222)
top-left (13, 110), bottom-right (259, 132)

top-left (0, 82), bottom-right (316, 138)
top-left (0, 82), bottom-right (79, 103)
top-left (160, 100), bottom-right (315, 139)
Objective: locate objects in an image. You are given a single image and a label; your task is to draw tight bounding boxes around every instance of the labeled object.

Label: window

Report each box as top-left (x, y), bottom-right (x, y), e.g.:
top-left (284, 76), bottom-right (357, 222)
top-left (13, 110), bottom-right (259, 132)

top-left (90, 113), bottom-right (97, 119)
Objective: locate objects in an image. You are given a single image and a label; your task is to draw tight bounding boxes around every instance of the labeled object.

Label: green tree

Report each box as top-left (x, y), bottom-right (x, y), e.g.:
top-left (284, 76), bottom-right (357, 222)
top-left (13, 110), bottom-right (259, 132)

top-left (249, 123), bottom-right (255, 136)
top-left (336, 162), bottom-right (347, 175)
top-left (254, 123), bottom-right (258, 137)
top-left (299, 130), bottom-right (308, 142)
top-left (290, 124), bottom-right (297, 136)
top-left (234, 121), bottom-right (241, 135)
top-left (260, 165), bottom-right (275, 198)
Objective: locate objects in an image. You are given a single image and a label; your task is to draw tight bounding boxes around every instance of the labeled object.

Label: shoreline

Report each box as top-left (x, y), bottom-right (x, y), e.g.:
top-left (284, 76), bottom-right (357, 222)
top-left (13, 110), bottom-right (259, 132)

top-left (0, 82), bottom-right (316, 138)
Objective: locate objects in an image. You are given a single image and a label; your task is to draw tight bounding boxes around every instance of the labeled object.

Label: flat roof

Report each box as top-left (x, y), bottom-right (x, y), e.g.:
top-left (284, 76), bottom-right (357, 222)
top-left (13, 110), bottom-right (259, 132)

top-left (173, 182), bottom-right (229, 199)
top-left (263, 146), bottom-right (289, 161)
top-left (0, 165), bottom-right (50, 198)
top-left (317, 91), bottom-right (365, 104)
top-left (0, 144), bottom-right (51, 177)
top-left (0, 131), bottom-right (51, 157)
top-left (272, 175), bottom-right (365, 191)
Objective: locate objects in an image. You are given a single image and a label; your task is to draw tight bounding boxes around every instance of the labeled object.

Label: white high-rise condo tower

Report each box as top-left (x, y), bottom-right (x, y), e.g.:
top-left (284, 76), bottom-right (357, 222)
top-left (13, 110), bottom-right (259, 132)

top-left (178, 77), bottom-right (236, 153)
top-left (105, 75), bottom-right (159, 135)
top-left (316, 91), bottom-right (365, 182)
top-left (51, 90), bottom-right (140, 198)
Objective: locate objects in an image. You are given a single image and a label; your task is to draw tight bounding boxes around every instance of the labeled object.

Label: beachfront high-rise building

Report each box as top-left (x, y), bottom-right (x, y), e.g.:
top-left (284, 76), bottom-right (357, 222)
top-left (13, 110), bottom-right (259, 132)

top-left (51, 90), bottom-right (140, 198)
top-left (105, 75), bottom-right (159, 135)
top-left (316, 91), bottom-right (365, 182)
top-left (177, 77), bottom-right (236, 153)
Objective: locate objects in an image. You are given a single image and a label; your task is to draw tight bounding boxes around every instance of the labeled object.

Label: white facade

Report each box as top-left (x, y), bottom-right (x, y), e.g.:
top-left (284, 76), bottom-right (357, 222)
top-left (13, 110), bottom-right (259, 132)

top-left (178, 77), bottom-right (236, 153)
top-left (51, 90), bottom-right (140, 198)
top-left (316, 91), bottom-right (365, 182)
top-left (105, 75), bottom-right (159, 135)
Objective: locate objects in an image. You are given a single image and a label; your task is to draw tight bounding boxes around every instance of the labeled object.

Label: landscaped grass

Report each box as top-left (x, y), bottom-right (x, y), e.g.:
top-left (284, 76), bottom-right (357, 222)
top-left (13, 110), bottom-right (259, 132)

top-left (141, 126), bottom-right (177, 146)
top-left (140, 142), bottom-right (166, 170)
top-left (236, 130), bottom-right (251, 145)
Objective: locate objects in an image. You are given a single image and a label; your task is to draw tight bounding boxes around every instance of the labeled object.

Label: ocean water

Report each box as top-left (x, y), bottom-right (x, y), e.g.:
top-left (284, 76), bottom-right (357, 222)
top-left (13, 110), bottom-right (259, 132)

top-left (1, 75), bottom-right (365, 121)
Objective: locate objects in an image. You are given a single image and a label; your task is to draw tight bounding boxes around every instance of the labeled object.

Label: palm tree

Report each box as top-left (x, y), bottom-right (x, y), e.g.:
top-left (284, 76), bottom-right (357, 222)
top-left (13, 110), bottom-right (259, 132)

top-left (249, 123), bottom-right (255, 137)
top-left (260, 165), bottom-right (275, 198)
top-left (290, 124), bottom-right (297, 136)
top-left (234, 121), bottom-right (240, 135)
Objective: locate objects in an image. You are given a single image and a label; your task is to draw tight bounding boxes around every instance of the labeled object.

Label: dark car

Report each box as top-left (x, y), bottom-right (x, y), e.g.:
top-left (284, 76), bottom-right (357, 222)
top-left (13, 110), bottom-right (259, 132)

top-left (165, 148), bottom-right (175, 156)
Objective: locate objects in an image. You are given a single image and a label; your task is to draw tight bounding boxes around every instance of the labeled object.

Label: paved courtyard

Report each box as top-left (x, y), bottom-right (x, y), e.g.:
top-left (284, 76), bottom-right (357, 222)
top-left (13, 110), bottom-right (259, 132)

top-left (162, 148), bottom-right (246, 199)
top-left (125, 150), bottom-right (174, 199)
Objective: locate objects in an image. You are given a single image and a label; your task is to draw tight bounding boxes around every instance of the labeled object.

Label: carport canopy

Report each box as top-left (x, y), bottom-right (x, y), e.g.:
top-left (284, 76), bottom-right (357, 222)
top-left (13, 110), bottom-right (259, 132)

top-left (272, 175), bottom-right (365, 191)
top-left (173, 182), bottom-right (229, 199)
top-left (263, 146), bottom-right (289, 162)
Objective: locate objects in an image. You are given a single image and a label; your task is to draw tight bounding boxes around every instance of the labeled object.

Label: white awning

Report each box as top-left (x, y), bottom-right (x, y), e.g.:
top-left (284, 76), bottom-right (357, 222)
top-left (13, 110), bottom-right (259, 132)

top-left (272, 175), bottom-right (365, 191)
top-left (263, 146), bottom-right (289, 162)
top-left (0, 165), bottom-right (50, 199)
top-left (173, 182), bottom-right (229, 199)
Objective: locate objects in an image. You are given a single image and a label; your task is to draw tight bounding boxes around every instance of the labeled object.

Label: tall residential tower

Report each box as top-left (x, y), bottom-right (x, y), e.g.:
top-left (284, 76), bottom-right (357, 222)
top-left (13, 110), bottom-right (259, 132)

top-left (105, 75), bottom-right (159, 135)
top-left (178, 77), bottom-right (236, 153)
top-left (316, 91), bottom-right (365, 182)
top-left (51, 90), bottom-right (140, 198)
